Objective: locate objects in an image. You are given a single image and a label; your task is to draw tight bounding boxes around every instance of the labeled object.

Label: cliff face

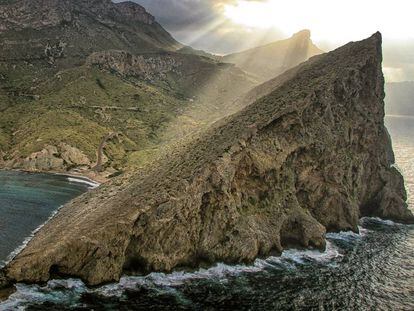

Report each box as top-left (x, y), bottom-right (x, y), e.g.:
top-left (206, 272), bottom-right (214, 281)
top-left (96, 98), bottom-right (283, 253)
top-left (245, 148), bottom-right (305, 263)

top-left (0, 0), bottom-right (180, 64)
top-left (4, 33), bottom-right (413, 286)
top-left (223, 30), bottom-right (323, 82)
top-left (85, 50), bottom-right (254, 98)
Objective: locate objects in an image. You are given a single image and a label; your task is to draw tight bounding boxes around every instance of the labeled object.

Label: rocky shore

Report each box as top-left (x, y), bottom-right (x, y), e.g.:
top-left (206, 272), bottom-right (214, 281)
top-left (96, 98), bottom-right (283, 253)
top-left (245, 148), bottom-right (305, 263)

top-left (2, 33), bottom-right (413, 289)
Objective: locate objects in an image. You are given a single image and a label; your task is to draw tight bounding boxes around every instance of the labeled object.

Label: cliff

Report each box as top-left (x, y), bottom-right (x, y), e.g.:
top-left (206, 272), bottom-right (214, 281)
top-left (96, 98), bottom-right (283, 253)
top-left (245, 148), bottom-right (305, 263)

top-left (3, 33), bottom-right (413, 287)
top-left (0, 0), bottom-right (181, 64)
top-left (223, 30), bottom-right (323, 81)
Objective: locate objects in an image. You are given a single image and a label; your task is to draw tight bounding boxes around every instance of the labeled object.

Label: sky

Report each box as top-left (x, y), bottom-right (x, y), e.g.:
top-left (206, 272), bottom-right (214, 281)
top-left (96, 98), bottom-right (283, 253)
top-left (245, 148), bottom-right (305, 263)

top-left (126, 0), bottom-right (414, 82)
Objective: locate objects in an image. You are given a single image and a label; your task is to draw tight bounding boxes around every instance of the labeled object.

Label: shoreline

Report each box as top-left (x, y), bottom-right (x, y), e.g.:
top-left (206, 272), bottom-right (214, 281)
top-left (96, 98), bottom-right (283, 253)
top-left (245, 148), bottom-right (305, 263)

top-left (0, 168), bottom-right (107, 185)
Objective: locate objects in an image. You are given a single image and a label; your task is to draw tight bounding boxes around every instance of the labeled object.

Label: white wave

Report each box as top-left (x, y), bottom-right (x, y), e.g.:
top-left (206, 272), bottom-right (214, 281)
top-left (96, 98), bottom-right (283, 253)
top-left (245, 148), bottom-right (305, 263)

top-left (279, 241), bottom-right (342, 264)
top-left (0, 279), bottom-right (86, 310)
top-left (360, 217), bottom-right (397, 226)
top-left (67, 177), bottom-right (99, 189)
top-left (358, 227), bottom-right (370, 237)
top-left (0, 205), bottom-right (64, 269)
top-left (97, 243), bottom-right (343, 298)
top-left (99, 262), bottom-right (264, 297)
top-left (327, 230), bottom-right (362, 241)
top-left (1, 240), bottom-right (346, 306)
top-left (0, 175), bottom-right (98, 270)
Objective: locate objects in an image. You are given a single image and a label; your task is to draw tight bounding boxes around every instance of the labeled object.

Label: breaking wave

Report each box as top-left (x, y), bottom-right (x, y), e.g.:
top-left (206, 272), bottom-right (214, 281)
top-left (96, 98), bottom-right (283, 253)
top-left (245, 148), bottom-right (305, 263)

top-left (0, 229), bottom-right (357, 310)
top-left (67, 177), bottom-right (100, 189)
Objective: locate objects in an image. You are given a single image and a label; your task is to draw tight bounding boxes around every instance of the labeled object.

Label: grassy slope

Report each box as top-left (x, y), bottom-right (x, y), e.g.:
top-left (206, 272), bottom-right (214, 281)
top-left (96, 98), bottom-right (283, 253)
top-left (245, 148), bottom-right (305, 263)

top-left (0, 64), bottom-right (186, 166)
top-left (0, 55), bottom-right (256, 171)
top-left (0, 0), bottom-right (257, 173)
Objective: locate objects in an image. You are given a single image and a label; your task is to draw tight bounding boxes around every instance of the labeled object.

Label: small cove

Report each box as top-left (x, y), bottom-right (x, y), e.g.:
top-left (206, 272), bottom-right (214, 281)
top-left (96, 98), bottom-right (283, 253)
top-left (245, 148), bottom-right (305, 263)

top-left (0, 171), bottom-right (96, 267)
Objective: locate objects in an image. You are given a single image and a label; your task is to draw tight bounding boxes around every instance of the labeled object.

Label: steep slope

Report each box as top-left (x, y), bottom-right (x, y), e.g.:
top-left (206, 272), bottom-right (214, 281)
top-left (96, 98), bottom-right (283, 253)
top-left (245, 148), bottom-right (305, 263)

top-left (223, 30), bottom-right (323, 81)
top-left (4, 33), bottom-right (413, 287)
top-left (0, 0), bottom-right (181, 65)
top-left (0, 0), bottom-right (256, 177)
top-left (385, 81), bottom-right (414, 116)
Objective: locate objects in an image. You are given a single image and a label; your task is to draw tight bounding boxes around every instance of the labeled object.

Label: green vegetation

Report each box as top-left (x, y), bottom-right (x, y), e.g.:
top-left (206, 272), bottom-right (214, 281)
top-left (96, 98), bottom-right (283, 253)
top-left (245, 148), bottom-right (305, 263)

top-left (0, 0), bottom-right (256, 174)
top-left (0, 64), bottom-right (188, 166)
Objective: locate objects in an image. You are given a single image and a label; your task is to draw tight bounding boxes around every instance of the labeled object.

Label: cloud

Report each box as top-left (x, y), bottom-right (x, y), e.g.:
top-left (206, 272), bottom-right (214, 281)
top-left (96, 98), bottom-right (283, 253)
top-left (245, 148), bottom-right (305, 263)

top-left (119, 0), bottom-right (414, 81)
top-left (122, 0), bottom-right (281, 54)
top-left (129, 0), bottom-right (219, 30)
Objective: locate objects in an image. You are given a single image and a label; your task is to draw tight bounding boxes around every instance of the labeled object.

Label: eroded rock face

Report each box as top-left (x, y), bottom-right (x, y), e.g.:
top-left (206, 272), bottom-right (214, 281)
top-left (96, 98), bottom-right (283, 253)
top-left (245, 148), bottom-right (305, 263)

top-left (115, 1), bottom-right (155, 25)
top-left (5, 143), bottom-right (91, 172)
top-left (0, 0), bottom-right (180, 64)
top-left (86, 50), bottom-right (183, 81)
top-left (5, 33), bottom-right (413, 286)
top-left (0, 0), bottom-right (154, 33)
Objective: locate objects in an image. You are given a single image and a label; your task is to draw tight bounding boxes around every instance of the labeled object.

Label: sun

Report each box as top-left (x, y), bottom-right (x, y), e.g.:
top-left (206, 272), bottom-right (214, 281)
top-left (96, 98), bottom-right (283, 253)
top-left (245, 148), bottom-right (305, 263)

top-left (223, 0), bottom-right (414, 43)
top-left (223, 1), bottom-right (275, 29)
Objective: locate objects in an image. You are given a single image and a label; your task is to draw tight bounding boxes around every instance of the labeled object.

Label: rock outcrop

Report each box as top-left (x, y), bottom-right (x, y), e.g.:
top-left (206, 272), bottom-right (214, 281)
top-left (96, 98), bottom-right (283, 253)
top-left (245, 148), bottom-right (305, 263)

top-left (86, 50), bottom-right (184, 81)
top-left (115, 1), bottom-right (155, 25)
top-left (5, 33), bottom-right (414, 286)
top-left (3, 143), bottom-right (92, 172)
top-left (223, 30), bottom-right (323, 81)
top-left (0, 0), bottom-right (156, 32)
top-left (0, 0), bottom-right (181, 64)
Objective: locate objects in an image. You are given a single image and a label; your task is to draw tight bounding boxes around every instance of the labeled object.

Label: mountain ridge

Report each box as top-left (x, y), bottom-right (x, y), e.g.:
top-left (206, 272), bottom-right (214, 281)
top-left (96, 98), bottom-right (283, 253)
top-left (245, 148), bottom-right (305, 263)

top-left (0, 0), bottom-right (256, 179)
top-left (223, 29), bottom-right (323, 81)
top-left (3, 32), bottom-right (412, 287)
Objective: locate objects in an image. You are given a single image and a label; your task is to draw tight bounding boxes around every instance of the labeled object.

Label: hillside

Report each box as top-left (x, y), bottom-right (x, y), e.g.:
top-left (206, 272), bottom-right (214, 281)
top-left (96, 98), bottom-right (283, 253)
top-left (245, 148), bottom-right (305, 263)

top-left (385, 81), bottom-right (414, 116)
top-left (4, 33), bottom-right (412, 287)
top-left (223, 30), bottom-right (323, 81)
top-left (0, 0), bottom-right (181, 64)
top-left (0, 0), bottom-right (256, 179)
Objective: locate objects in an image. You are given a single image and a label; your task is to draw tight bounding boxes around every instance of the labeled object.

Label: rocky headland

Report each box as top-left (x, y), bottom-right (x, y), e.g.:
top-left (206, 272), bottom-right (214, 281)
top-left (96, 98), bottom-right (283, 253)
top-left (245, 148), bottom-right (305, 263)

top-left (1, 33), bottom-right (412, 290)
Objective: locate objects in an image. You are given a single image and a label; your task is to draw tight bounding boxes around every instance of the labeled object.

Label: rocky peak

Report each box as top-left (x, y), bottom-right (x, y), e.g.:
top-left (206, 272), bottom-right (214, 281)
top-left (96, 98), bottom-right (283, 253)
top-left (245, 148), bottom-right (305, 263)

top-left (0, 0), bottom-right (72, 31)
top-left (4, 33), bottom-right (413, 287)
top-left (0, 0), bottom-right (180, 63)
top-left (223, 29), bottom-right (323, 81)
top-left (0, 0), bottom-right (156, 33)
top-left (291, 29), bottom-right (311, 40)
top-left (114, 1), bottom-right (155, 25)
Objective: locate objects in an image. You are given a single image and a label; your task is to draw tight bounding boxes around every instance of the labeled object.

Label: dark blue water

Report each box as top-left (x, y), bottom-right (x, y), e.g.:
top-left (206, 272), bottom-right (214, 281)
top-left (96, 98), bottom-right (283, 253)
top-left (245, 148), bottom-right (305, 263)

top-left (0, 116), bottom-right (413, 310)
top-left (0, 171), bottom-right (95, 267)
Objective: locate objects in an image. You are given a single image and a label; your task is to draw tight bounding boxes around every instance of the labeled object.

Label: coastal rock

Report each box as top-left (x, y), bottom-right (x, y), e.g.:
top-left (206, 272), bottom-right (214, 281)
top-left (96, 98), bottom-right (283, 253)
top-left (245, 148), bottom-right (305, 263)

top-left (0, 271), bottom-right (13, 302)
top-left (59, 143), bottom-right (91, 168)
top-left (5, 33), bottom-right (414, 286)
top-left (21, 145), bottom-right (64, 171)
top-left (9, 144), bottom-right (91, 172)
top-left (0, 271), bottom-right (7, 289)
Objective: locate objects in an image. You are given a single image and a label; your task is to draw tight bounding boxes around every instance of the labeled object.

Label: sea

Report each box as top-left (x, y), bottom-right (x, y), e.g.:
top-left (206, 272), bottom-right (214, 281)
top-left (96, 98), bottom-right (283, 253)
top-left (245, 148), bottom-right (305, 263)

top-left (0, 116), bottom-right (413, 310)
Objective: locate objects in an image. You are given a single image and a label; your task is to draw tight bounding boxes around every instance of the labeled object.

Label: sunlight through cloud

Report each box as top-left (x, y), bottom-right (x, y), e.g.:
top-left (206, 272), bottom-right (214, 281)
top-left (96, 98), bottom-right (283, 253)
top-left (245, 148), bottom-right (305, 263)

top-left (223, 0), bottom-right (414, 43)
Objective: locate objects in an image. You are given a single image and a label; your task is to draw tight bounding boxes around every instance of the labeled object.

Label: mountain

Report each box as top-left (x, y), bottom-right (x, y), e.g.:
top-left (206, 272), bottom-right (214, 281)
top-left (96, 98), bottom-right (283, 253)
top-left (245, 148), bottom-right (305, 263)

top-left (0, 0), bottom-right (256, 179)
top-left (223, 30), bottom-right (323, 81)
top-left (0, 0), bottom-right (181, 64)
top-left (385, 81), bottom-right (414, 115)
top-left (3, 33), bottom-right (412, 287)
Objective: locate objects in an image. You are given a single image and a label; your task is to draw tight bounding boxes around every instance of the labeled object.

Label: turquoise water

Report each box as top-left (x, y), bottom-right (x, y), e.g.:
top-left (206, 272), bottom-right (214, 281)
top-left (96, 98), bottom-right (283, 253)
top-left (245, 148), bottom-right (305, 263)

top-left (0, 116), bottom-right (413, 310)
top-left (0, 171), bottom-right (96, 267)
